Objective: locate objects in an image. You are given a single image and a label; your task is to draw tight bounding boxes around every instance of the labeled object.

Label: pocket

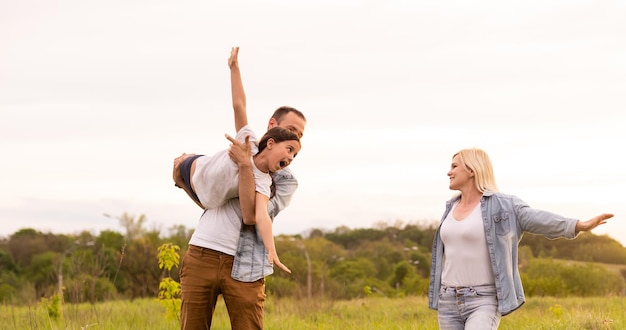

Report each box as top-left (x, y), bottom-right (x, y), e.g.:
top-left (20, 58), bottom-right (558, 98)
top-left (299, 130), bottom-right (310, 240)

top-left (473, 286), bottom-right (497, 297)
top-left (439, 287), bottom-right (452, 299)
top-left (492, 212), bottom-right (511, 236)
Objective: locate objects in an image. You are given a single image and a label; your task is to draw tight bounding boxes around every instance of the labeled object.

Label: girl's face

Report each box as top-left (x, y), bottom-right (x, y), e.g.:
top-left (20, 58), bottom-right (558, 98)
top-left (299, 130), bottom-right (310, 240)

top-left (266, 139), bottom-right (301, 172)
top-left (447, 155), bottom-right (474, 191)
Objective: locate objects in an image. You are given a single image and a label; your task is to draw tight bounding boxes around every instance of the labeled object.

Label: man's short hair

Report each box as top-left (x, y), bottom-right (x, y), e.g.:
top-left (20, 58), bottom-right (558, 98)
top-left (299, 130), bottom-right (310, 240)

top-left (272, 106), bottom-right (306, 123)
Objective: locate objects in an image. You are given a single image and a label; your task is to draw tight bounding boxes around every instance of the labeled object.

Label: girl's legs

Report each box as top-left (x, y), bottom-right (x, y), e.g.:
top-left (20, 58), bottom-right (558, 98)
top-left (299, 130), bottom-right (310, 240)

top-left (175, 154), bottom-right (204, 208)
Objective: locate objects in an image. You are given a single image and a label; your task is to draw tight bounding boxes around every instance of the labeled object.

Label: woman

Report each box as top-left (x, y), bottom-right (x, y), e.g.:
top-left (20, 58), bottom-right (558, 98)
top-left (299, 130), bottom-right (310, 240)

top-left (428, 148), bottom-right (614, 329)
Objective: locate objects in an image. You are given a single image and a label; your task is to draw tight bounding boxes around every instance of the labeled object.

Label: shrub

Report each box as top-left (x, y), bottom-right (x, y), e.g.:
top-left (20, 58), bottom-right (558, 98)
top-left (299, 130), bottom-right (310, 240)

top-left (522, 258), bottom-right (625, 297)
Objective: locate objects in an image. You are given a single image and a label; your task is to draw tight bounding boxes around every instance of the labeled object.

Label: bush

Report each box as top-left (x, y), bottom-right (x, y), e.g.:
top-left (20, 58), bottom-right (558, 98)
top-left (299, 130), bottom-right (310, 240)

top-left (266, 276), bottom-right (298, 298)
top-left (521, 258), bottom-right (625, 297)
top-left (65, 274), bottom-right (117, 303)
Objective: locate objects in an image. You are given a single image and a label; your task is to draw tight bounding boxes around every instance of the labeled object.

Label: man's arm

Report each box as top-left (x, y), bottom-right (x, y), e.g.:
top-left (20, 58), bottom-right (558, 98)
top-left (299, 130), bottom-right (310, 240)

top-left (229, 47), bottom-right (247, 132)
top-left (226, 134), bottom-right (256, 224)
top-left (267, 169), bottom-right (299, 219)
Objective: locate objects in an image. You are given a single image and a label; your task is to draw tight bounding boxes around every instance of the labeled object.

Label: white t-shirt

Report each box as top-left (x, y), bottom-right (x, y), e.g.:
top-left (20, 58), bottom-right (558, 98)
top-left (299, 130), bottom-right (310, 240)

top-left (189, 167), bottom-right (298, 257)
top-left (188, 198), bottom-right (243, 255)
top-left (440, 202), bottom-right (495, 287)
top-left (191, 125), bottom-right (272, 210)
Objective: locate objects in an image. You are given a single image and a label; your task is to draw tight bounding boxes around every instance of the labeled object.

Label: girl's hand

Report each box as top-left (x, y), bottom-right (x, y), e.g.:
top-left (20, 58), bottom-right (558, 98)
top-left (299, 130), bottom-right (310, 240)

top-left (268, 251), bottom-right (291, 274)
top-left (228, 47), bottom-right (239, 69)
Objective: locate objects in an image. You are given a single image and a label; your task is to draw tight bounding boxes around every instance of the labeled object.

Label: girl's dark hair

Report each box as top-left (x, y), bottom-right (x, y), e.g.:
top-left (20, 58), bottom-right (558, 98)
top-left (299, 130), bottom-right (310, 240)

top-left (257, 126), bottom-right (300, 198)
top-left (257, 127), bottom-right (300, 154)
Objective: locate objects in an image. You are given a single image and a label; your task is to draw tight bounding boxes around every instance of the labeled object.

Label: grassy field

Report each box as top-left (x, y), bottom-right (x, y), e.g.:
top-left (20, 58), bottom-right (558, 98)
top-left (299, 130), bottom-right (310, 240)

top-left (1, 295), bottom-right (624, 329)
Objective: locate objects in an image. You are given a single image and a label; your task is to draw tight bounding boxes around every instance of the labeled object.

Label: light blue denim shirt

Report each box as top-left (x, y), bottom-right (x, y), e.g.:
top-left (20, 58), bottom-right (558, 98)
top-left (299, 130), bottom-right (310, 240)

top-left (428, 191), bottom-right (578, 316)
top-left (230, 167), bottom-right (298, 282)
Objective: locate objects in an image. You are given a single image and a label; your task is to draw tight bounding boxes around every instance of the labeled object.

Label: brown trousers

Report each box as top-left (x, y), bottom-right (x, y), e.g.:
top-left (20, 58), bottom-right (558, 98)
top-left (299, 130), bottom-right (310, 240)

top-left (180, 245), bottom-right (266, 330)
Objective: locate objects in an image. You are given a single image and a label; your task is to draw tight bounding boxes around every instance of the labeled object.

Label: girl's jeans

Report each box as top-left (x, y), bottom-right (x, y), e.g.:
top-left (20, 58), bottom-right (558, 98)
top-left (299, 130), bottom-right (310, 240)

top-left (437, 285), bottom-right (501, 330)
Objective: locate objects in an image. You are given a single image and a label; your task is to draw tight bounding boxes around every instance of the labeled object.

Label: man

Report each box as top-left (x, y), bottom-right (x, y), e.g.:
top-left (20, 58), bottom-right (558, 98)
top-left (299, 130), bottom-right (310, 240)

top-left (174, 47), bottom-right (306, 329)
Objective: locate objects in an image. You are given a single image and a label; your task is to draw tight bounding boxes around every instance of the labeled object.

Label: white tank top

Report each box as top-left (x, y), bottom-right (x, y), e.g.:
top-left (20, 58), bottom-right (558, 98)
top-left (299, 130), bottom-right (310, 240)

top-left (440, 202), bottom-right (495, 286)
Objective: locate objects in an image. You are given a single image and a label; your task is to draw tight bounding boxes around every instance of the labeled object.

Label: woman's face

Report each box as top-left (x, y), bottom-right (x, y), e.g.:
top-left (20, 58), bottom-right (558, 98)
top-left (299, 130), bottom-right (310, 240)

top-left (266, 139), bottom-right (301, 172)
top-left (447, 155), bottom-right (474, 191)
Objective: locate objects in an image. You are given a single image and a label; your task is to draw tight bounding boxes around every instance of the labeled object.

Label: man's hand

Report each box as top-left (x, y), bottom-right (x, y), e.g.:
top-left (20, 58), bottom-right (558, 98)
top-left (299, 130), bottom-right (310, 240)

top-left (226, 134), bottom-right (251, 168)
top-left (173, 152), bottom-right (196, 188)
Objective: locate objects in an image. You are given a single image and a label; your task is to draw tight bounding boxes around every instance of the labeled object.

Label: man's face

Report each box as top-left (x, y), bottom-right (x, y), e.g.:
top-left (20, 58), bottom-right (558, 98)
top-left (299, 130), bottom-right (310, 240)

top-left (269, 112), bottom-right (306, 139)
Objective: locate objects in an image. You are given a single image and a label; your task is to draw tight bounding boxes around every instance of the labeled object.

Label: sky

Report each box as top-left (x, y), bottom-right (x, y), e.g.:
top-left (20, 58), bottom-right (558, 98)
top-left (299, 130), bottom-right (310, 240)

top-left (1, 0), bottom-right (625, 246)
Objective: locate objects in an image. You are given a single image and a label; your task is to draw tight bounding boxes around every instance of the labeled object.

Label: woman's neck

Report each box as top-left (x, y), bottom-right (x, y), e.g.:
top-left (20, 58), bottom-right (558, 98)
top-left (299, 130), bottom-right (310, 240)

top-left (458, 188), bottom-right (482, 206)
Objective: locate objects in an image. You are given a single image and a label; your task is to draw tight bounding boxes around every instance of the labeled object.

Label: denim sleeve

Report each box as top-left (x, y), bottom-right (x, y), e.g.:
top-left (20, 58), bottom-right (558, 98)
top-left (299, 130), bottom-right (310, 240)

top-left (267, 168), bottom-right (298, 219)
top-left (513, 196), bottom-right (577, 239)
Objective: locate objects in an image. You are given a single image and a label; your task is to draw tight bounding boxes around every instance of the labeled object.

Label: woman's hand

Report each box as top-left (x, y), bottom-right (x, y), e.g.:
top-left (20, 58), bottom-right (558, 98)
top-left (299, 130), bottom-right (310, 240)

top-left (575, 213), bottom-right (614, 232)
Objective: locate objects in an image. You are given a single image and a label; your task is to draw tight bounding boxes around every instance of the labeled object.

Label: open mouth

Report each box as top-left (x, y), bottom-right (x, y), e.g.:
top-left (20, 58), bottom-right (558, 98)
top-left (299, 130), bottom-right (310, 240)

top-left (279, 161), bottom-right (288, 168)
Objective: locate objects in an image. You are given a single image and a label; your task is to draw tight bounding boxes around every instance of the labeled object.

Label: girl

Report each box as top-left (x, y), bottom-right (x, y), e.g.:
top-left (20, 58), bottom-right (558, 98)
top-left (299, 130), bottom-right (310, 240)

top-left (175, 47), bottom-right (300, 274)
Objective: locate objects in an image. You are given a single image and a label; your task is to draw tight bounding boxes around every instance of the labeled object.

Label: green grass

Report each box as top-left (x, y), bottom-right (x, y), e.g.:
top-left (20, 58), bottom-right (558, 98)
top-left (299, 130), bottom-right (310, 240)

top-left (1, 295), bottom-right (625, 329)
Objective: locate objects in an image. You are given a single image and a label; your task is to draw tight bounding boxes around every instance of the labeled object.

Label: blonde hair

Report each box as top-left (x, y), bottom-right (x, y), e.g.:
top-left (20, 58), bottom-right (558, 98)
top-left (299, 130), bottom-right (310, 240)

top-left (454, 148), bottom-right (498, 193)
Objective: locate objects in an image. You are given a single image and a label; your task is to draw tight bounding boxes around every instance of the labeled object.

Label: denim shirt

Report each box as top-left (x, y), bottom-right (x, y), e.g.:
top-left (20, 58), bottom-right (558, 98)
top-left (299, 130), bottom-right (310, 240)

top-left (230, 167), bottom-right (298, 282)
top-left (428, 191), bottom-right (578, 316)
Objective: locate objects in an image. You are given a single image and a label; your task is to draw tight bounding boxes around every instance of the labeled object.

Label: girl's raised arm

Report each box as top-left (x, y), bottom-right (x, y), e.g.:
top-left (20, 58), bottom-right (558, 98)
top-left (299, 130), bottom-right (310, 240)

top-left (229, 47), bottom-right (247, 132)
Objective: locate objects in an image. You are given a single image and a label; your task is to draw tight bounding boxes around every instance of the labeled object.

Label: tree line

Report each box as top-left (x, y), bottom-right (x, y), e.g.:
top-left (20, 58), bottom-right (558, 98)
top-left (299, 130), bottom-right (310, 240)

top-left (0, 214), bottom-right (624, 305)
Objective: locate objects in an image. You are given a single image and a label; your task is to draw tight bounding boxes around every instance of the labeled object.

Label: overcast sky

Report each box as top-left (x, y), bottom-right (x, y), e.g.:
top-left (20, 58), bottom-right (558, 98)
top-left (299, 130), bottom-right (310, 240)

top-left (1, 0), bottom-right (625, 246)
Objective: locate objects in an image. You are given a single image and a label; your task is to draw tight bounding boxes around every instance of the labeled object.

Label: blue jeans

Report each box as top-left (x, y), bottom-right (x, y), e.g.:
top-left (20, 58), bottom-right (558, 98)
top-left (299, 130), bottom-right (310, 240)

top-left (437, 285), bottom-right (501, 330)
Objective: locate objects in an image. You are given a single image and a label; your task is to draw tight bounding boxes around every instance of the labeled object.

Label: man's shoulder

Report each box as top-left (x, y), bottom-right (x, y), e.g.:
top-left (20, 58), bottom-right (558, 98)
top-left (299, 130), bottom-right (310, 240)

top-left (272, 167), bottom-right (297, 182)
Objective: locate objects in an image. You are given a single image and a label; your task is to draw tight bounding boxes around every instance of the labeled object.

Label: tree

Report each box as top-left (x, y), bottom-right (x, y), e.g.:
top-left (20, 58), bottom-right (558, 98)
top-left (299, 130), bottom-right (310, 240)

top-left (104, 213), bottom-right (147, 242)
top-left (7, 229), bottom-right (58, 268)
top-left (157, 243), bottom-right (181, 320)
top-left (24, 251), bottom-right (59, 299)
top-left (122, 237), bottom-right (161, 298)
top-left (94, 230), bottom-right (126, 294)
top-left (390, 261), bottom-right (411, 288)
top-left (328, 258), bottom-right (380, 299)
top-left (0, 248), bottom-right (18, 274)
